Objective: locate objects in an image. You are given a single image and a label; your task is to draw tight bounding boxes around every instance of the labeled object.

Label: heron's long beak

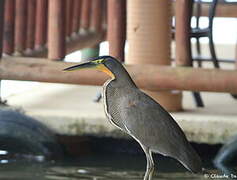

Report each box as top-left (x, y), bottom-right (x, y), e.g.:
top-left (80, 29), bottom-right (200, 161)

top-left (63, 61), bottom-right (96, 71)
top-left (63, 60), bottom-right (115, 78)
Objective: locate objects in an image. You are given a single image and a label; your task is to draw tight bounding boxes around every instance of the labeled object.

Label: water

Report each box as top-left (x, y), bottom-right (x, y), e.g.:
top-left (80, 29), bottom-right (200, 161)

top-left (0, 152), bottom-right (236, 180)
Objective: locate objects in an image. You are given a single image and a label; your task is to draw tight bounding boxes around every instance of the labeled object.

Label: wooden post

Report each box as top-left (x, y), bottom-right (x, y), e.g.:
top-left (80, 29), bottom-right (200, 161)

top-left (127, 0), bottom-right (182, 111)
top-left (14, 0), bottom-right (27, 55)
top-left (175, 0), bottom-right (193, 66)
top-left (235, 40), bottom-right (237, 70)
top-left (25, 0), bottom-right (36, 55)
top-left (102, 0), bottom-right (107, 30)
top-left (0, 0), bottom-right (5, 58)
top-left (0, 0), bottom-right (5, 103)
top-left (107, 0), bottom-right (126, 62)
top-left (71, 0), bottom-right (82, 37)
top-left (48, 0), bottom-right (66, 60)
top-left (80, 0), bottom-right (91, 33)
top-left (66, 0), bottom-right (73, 40)
top-left (90, 0), bottom-right (103, 32)
top-left (3, 0), bottom-right (14, 55)
top-left (35, 0), bottom-right (48, 51)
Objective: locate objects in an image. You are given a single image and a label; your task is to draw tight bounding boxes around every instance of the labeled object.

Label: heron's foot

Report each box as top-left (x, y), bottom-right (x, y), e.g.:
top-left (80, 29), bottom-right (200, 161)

top-left (144, 166), bottom-right (155, 180)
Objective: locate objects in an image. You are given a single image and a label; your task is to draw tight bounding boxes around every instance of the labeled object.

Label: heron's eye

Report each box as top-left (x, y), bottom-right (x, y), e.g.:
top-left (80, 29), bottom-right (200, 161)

top-left (94, 59), bottom-right (104, 64)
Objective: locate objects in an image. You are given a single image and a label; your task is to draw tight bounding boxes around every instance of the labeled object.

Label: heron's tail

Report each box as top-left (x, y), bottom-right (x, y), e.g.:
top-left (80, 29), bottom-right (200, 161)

top-left (178, 144), bottom-right (202, 173)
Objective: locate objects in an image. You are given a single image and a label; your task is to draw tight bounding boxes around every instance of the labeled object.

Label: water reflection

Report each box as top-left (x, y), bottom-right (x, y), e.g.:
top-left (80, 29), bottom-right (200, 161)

top-left (0, 160), bottom-right (235, 180)
top-left (46, 167), bottom-right (215, 180)
top-left (46, 166), bottom-right (206, 180)
top-left (0, 152), bottom-right (236, 180)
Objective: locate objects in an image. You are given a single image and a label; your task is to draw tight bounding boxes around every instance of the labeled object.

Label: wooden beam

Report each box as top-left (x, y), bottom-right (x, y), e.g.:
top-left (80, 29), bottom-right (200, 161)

top-left (196, 2), bottom-right (237, 18)
top-left (1, 57), bottom-right (237, 93)
top-left (172, 2), bottom-right (237, 18)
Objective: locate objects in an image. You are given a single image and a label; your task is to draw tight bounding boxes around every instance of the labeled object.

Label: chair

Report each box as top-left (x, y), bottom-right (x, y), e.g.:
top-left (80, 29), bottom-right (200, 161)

top-left (173, 0), bottom-right (219, 107)
top-left (192, 0), bottom-right (219, 68)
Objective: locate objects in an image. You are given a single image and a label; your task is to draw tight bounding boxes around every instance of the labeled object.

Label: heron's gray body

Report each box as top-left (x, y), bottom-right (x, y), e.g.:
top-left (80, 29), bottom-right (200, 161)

top-left (102, 61), bottom-right (201, 173)
top-left (63, 56), bottom-right (202, 174)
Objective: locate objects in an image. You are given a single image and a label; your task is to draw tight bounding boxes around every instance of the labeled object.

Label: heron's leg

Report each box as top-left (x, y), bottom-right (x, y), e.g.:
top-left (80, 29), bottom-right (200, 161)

top-left (142, 147), bottom-right (155, 180)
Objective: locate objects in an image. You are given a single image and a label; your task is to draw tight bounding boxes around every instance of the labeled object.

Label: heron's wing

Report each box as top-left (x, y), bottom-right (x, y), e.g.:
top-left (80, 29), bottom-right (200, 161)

top-left (121, 90), bottom-right (201, 172)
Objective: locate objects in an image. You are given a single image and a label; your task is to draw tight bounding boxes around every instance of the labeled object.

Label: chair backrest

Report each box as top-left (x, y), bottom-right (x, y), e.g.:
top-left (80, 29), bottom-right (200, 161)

top-left (194, 0), bottom-right (218, 29)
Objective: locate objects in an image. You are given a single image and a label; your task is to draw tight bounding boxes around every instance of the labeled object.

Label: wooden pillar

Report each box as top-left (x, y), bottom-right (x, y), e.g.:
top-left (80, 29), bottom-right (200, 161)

top-left (0, 0), bottom-right (5, 58)
top-left (35, 0), bottom-right (48, 51)
top-left (102, 0), bottom-right (107, 30)
top-left (66, 0), bottom-right (73, 40)
top-left (175, 0), bottom-right (193, 66)
top-left (14, 0), bottom-right (27, 55)
top-left (80, 0), bottom-right (91, 33)
top-left (3, 0), bottom-right (14, 55)
top-left (235, 37), bottom-right (237, 68)
top-left (25, 0), bottom-right (36, 55)
top-left (48, 0), bottom-right (66, 60)
top-left (0, 0), bottom-right (5, 103)
top-left (107, 0), bottom-right (126, 62)
top-left (127, 0), bottom-right (182, 111)
top-left (71, 0), bottom-right (82, 37)
top-left (90, 0), bottom-right (103, 32)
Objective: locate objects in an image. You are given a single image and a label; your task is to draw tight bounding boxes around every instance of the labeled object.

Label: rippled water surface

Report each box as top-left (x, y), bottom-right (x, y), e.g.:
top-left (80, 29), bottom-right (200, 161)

top-left (0, 154), bottom-right (235, 180)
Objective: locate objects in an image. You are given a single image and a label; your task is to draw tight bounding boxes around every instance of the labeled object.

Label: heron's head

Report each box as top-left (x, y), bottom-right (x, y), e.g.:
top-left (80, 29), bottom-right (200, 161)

top-left (63, 56), bottom-right (121, 78)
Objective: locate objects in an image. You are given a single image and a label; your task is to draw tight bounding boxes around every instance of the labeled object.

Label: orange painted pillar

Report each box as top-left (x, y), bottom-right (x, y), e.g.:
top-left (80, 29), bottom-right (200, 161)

top-left (127, 0), bottom-right (182, 111)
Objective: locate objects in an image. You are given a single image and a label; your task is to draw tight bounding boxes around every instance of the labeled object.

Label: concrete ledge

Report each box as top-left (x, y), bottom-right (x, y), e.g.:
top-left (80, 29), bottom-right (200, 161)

top-left (6, 83), bottom-right (237, 145)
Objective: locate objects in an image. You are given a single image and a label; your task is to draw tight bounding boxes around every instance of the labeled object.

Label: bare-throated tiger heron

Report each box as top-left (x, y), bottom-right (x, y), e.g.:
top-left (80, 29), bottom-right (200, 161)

top-left (64, 56), bottom-right (202, 174)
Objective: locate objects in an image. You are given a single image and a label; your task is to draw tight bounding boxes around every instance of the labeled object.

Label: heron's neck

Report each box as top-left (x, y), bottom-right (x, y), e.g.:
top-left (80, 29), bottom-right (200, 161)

top-left (111, 68), bottom-right (137, 88)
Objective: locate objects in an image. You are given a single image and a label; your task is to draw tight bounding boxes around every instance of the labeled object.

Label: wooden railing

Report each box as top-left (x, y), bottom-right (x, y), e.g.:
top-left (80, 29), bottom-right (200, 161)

top-left (0, 0), bottom-right (237, 111)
